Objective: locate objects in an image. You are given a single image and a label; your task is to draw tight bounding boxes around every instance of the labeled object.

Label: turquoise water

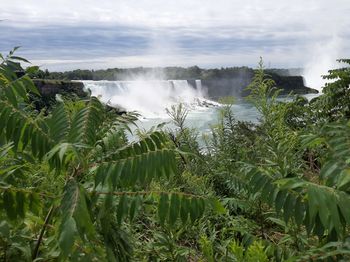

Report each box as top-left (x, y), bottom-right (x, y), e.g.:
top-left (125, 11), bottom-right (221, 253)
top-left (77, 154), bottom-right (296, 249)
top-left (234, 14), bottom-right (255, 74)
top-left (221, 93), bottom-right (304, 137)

top-left (82, 80), bottom-right (320, 136)
top-left (133, 93), bottom-right (319, 135)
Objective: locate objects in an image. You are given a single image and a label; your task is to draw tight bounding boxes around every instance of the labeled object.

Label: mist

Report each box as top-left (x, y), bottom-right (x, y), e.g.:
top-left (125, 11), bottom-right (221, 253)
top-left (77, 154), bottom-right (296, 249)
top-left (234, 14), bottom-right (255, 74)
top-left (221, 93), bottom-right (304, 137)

top-left (83, 79), bottom-right (209, 118)
top-left (302, 36), bottom-right (343, 92)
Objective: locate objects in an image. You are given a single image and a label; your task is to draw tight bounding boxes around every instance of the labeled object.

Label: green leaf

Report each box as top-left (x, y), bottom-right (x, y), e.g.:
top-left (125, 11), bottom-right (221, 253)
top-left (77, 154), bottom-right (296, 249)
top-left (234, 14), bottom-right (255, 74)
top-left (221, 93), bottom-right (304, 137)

top-left (275, 190), bottom-right (287, 215)
top-left (22, 76), bottom-right (40, 95)
top-left (307, 186), bottom-right (320, 224)
top-left (12, 46), bottom-right (21, 53)
top-left (328, 194), bottom-right (342, 235)
top-left (337, 169), bottom-right (350, 189)
top-left (48, 103), bottom-right (69, 143)
top-left (145, 137), bottom-right (155, 151)
top-left (74, 187), bottom-right (95, 237)
top-left (26, 65), bottom-right (39, 74)
top-left (59, 179), bottom-right (95, 255)
top-left (158, 193), bottom-right (169, 226)
top-left (16, 191), bottom-right (26, 218)
top-left (28, 192), bottom-right (40, 214)
top-left (58, 143), bottom-right (69, 162)
top-left (59, 216), bottom-right (77, 258)
top-left (129, 195), bottom-right (141, 222)
top-left (320, 161), bottom-right (339, 180)
top-left (3, 190), bottom-right (16, 219)
top-left (4, 86), bottom-right (18, 107)
top-left (117, 194), bottom-right (128, 225)
top-left (168, 194), bottom-right (180, 226)
top-left (294, 197), bottom-right (305, 226)
top-left (276, 178), bottom-right (306, 190)
top-left (283, 193), bottom-right (296, 223)
top-left (9, 56), bottom-right (30, 63)
top-left (180, 196), bottom-right (189, 224)
top-left (210, 198), bottom-right (226, 214)
top-left (0, 221), bottom-right (10, 239)
top-left (308, 186), bottom-right (330, 230)
top-left (338, 193), bottom-right (350, 225)
top-left (189, 198), bottom-right (199, 223)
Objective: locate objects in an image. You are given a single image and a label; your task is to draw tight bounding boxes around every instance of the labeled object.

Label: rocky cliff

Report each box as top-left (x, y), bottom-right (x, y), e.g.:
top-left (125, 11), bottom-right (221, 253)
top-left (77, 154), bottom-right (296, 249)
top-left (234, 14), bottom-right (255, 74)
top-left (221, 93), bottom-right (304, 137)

top-left (32, 79), bottom-right (87, 109)
top-left (33, 79), bottom-right (87, 98)
top-left (197, 74), bottom-right (317, 100)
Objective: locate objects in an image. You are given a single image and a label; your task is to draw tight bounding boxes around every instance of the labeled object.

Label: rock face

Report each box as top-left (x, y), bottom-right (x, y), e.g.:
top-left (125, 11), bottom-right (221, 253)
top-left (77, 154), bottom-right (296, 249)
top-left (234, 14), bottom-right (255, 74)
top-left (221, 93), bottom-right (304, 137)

top-left (199, 74), bottom-right (317, 100)
top-left (270, 75), bottom-right (318, 95)
top-left (201, 78), bottom-right (253, 99)
top-left (31, 79), bottom-right (87, 110)
top-left (33, 79), bottom-right (87, 99)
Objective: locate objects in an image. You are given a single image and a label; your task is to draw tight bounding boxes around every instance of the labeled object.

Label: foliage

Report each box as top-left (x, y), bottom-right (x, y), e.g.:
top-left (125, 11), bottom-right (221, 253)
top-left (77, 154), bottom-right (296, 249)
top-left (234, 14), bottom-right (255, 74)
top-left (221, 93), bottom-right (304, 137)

top-left (201, 58), bottom-right (350, 261)
top-left (314, 59), bottom-right (350, 120)
top-left (0, 49), bottom-right (218, 261)
top-left (2, 47), bottom-right (350, 261)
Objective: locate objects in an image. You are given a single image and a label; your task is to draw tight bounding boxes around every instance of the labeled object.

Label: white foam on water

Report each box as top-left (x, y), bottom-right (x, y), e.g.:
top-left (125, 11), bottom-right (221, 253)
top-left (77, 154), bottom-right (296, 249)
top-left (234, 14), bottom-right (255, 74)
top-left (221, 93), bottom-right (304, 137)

top-left (82, 79), bottom-right (217, 118)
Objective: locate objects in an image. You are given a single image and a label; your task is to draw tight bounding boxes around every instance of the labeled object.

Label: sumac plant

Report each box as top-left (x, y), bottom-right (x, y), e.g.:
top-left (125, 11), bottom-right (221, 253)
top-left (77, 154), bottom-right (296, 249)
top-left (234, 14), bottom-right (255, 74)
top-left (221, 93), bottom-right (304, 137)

top-left (0, 49), bottom-right (218, 261)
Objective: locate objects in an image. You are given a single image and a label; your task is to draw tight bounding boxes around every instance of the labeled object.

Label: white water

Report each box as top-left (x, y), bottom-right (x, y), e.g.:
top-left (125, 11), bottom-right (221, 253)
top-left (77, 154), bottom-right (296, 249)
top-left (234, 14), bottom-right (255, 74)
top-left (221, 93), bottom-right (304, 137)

top-left (82, 80), bottom-right (317, 134)
top-left (302, 36), bottom-right (342, 92)
top-left (82, 79), bottom-right (259, 133)
top-left (83, 79), bottom-right (213, 118)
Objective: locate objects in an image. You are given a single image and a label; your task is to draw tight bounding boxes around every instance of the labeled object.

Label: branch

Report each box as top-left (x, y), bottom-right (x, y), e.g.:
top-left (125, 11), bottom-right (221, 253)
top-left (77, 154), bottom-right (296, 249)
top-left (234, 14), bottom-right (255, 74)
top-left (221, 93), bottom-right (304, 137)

top-left (90, 190), bottom-right (205, 199)
top-left (32, 205), bottom-right (55, 259)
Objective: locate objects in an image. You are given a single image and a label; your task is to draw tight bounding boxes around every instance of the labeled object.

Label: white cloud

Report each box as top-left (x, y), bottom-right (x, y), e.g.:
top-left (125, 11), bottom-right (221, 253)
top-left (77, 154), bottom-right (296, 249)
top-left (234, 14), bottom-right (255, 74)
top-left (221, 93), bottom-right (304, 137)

top-left (3, 0), bottom-right (349, 31)
top-left (1, 0), bottom-right (350, 74)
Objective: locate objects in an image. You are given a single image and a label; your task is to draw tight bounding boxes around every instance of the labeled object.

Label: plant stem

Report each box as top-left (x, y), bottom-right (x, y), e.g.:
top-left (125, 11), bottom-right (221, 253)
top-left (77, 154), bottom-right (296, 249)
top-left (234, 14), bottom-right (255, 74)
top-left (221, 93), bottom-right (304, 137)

top-left (32, 205), bottom-right (55, 260)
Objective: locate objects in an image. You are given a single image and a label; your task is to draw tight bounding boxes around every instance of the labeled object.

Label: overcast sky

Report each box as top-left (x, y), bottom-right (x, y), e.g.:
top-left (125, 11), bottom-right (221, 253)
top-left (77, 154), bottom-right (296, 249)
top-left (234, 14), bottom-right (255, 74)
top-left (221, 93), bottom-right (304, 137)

top-left (1, 0), bottom-right (349, 71)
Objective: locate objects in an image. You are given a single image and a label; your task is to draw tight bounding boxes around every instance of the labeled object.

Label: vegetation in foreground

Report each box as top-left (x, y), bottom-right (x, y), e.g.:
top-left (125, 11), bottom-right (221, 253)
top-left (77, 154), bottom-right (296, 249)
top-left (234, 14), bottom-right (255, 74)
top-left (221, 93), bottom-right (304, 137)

top-left (1, 48), bottom-right (350, 261)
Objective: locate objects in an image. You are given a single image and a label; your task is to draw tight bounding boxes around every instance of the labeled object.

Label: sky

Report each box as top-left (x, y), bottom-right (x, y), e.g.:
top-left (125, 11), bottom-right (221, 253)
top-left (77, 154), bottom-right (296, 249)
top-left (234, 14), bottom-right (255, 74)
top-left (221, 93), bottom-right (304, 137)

top-left (1, 0), bottom-right (350, 73)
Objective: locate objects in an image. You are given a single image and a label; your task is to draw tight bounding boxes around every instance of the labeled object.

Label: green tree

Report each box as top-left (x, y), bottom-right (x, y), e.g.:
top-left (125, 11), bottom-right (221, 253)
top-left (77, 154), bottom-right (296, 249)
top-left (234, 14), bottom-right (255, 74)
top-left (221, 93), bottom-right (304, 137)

top-left (315, 59), bottom-right (350, 120)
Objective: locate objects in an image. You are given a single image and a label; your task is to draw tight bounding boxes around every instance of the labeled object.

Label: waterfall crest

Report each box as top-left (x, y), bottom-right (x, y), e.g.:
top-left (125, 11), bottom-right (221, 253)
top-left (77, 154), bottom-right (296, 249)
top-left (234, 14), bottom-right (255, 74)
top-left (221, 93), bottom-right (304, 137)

top-left (82, 79), bottom-right (213, 118)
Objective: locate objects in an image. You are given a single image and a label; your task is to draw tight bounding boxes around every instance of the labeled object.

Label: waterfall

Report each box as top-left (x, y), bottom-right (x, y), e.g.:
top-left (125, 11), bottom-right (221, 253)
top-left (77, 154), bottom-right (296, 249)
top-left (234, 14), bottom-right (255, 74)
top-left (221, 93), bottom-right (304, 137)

top-left (82, 79), bottom-right (208, 118)
top-left (195, 79), bottom-right (203, 93)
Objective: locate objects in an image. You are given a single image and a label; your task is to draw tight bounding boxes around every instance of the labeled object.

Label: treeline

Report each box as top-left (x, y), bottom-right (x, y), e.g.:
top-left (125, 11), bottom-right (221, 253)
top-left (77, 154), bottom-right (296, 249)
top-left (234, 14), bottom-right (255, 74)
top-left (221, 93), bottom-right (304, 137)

top-left (32, 66), bottom-right (316, 97)
top-left (32, 65), bottom-right (303, 81)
